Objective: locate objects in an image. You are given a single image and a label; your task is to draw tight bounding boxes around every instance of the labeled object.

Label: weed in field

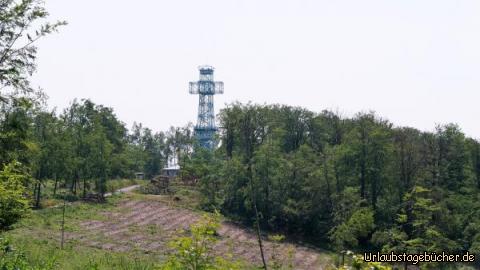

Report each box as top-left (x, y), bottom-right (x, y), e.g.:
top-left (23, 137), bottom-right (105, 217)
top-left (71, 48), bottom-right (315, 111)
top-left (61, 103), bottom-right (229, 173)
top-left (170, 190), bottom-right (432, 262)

top-left (146, 224), bottom-right (161, 236)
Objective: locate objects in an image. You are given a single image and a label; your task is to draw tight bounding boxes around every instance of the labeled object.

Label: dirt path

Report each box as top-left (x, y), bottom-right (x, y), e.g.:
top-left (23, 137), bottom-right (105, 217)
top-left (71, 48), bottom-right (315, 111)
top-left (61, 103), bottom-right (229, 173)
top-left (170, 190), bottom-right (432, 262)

top-left (104, 185), bottom-right (141, 197)
top-left (71, 197), bottom-right (329, 269)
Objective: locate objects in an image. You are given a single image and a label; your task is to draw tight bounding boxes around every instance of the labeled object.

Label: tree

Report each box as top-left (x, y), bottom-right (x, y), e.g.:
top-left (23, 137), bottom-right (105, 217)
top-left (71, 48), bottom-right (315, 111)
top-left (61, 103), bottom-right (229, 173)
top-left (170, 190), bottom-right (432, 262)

top-left (31, 111), bottom-right (59, 207)
top-left (1, 0), bottom-right (64, 216)
top-left (142, 128), bottom-right (165, 178)
top-left (1, 0), bottom-right (66, 93)
top-left (330, 207), bottom-right (375, 250)
top-left (0, 96), bottom-right (35, 166)
top-left (347, 112), bottom-right (392, 210)
top-left (0, 161), bottom-right (30, 230)
top-left (466, 138), bottom-right (480, 189)
top-left (0, 1), bottom-right (64, 167)
top-left (399, 186), bottom-right (456, 253)
top-left (392, 128), bottom-right (421, 202)
top-left (436, 124), bottom-right (467, 191)
top-left (58, 99), bottom-right (126, 197)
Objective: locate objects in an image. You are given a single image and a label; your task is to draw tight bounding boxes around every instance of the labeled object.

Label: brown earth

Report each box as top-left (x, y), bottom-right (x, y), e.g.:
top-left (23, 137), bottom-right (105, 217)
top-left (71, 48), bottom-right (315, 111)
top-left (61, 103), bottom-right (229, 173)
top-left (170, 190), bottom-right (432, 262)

top-left (70, 197), bottom-right (330, 269)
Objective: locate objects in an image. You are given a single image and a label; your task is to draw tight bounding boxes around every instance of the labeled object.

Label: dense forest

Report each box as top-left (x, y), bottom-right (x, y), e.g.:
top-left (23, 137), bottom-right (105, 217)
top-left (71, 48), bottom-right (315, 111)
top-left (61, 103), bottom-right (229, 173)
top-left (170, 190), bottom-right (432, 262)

top-left (183, 103), bottom-right (480, 262)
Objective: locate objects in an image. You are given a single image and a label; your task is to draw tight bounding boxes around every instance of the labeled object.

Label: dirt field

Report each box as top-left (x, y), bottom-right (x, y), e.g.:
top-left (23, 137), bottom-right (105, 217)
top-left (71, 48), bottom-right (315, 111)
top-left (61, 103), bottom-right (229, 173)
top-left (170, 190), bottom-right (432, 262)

top-left (71, 196), bottom-right (329, 269)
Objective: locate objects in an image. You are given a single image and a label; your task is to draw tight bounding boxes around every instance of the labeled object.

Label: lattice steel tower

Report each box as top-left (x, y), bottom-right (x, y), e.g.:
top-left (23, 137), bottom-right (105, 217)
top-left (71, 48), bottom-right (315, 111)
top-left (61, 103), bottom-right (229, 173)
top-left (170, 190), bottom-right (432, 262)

top-left (189, 66), bottom-right (224, 149)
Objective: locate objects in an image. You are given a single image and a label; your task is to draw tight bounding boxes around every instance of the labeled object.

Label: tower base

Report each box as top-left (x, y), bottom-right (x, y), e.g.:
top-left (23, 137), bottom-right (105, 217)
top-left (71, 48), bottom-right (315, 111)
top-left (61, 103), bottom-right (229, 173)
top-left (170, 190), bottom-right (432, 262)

top-left (194, 127), bottom-right (217, 150)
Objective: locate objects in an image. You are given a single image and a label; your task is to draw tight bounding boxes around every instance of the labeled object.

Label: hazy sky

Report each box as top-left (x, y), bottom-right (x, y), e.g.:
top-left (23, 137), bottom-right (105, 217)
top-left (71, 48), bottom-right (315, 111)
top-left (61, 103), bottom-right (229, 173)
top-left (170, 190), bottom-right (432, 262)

top-left (32, 0), bottom-right (480, 138)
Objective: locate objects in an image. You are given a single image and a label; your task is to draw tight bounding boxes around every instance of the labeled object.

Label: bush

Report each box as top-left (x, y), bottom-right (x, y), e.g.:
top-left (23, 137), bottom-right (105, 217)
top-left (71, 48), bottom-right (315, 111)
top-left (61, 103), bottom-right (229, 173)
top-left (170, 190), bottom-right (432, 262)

top-left (336, 252), bottom-right (392, 270)
top-left (138, 183), bottom-right (165, 195)
top-left (0, 238), bottom-right (56, 270)
top-left (157, 212), bottom-right (244, 270)
top-left (330, 207), bottom-right (375, 250)
top-left (0, 161), bottom-right (30, 231)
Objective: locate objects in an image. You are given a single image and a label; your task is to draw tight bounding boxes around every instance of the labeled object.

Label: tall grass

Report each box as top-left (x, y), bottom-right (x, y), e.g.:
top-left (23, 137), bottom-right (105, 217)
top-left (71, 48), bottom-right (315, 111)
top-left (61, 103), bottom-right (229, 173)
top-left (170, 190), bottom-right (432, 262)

top-left (8, 235), bottom-right (158, 270)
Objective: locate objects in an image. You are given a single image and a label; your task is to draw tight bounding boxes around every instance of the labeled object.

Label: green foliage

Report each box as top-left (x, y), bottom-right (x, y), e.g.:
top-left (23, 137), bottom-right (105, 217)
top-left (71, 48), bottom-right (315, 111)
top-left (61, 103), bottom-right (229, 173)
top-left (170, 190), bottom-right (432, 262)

top-left (336, 252), bottom-right (392, 270)
top-left (330, 208), bottom-right (375, 250)
top-left (157, 212), bottom-right (243, 270)
top-left (0, 161), bottom-right (30, 230)
top-left (3, 194), bottom-right (159, 270)
top-left (0, 0), bottom-right (65, 179)
top-left (128, 123), bottom-right (167, 179)
top-left (268, 234), bottom-right (294, 270)
top-left (0, 0), bottom-right (66, 92)
top-left (187, 103), bottom-right (480, 268)
top-left (0, 237), bottom-right (56, 270)
top-left (2, 235), bottom-right (158, 270)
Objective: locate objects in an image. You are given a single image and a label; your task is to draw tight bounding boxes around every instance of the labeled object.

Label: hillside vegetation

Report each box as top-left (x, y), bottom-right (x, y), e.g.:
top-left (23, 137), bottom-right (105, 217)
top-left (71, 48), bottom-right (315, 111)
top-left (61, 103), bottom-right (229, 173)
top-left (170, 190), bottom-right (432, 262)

top-left (182, 103), bottom-right (480, 269)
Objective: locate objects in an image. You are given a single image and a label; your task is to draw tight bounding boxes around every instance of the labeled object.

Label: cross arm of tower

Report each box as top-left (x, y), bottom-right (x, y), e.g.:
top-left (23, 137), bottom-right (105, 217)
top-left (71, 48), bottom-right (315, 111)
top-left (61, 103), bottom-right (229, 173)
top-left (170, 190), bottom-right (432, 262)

top-left (189, 81), bottom-right (224, 95)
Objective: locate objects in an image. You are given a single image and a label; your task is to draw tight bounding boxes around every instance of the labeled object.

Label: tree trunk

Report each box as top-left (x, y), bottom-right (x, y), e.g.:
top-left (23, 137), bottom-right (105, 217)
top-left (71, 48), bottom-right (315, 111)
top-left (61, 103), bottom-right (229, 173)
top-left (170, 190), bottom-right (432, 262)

top-left (250, 163), bottom-right (267, 270)
top-left (83, 178), bottom-right (87, 198)
top-left (35, 182), bottom-right (41, 208)
top-left (359, 126), bottom-right (368, 200)
top-left (475, 144), bottom-right (480, 189)
top-left (360, 159), bottom-right (366, 200)
top-left (61, 193), bottom-right (66, 249)
top-left (263, 139), bottom-right (271, 221)
top-left (254, 203), bottom-right (268, 270)
top-left (53, 174), bottom-right (58, 196)
top-left (70, 174), bottom-right (77, 195)
top-left (371, 176), bottom-right (378, 210)
top-left (323, 154), bottom-right (333, 209)
top-left (242, 110), bottom-right (267, 269)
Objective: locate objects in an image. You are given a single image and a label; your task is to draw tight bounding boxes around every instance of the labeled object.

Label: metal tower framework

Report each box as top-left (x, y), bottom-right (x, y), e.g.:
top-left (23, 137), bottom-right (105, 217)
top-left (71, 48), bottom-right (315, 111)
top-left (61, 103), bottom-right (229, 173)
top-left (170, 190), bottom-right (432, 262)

top-left (189, 66), bottom-right (224, 149)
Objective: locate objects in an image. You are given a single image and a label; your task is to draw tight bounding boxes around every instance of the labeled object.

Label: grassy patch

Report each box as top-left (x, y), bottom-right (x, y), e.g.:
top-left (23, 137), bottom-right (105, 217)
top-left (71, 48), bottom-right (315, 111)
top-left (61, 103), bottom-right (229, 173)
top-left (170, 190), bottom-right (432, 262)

top-left (134, 179), bottom-right (202, 211)
top-left (15, 195), bottom-right (121, 232)
top-left (6, 235), bottom-right (159, 270)
top-left (3, 194), bottom-right (162, 270)
top-left (34, 178), bottom-right (147, 209)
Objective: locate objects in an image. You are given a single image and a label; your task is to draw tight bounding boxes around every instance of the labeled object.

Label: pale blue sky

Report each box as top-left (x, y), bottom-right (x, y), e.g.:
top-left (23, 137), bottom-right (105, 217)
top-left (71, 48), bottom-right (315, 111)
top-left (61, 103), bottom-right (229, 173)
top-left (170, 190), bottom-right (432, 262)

top-left (33, 0), bottom-right (480, 137)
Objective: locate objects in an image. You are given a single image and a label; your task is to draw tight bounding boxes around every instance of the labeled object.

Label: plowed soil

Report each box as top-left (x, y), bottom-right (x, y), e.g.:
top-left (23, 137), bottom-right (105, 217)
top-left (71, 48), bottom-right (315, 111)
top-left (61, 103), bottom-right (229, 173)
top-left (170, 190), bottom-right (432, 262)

top-left (72, 197), bottom-right (329, 269)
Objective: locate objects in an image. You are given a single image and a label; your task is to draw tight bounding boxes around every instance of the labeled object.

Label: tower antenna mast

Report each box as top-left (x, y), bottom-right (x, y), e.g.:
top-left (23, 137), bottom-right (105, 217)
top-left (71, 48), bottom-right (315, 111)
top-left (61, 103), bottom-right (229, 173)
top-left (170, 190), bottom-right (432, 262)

top-left (189, 65), bottom-right (224, 149)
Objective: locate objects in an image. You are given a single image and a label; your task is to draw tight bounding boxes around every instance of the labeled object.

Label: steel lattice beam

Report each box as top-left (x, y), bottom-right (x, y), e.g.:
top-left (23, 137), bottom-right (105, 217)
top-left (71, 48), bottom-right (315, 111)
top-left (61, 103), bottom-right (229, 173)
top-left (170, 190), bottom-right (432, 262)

top-left (189, 66), bottom-right (223, 149)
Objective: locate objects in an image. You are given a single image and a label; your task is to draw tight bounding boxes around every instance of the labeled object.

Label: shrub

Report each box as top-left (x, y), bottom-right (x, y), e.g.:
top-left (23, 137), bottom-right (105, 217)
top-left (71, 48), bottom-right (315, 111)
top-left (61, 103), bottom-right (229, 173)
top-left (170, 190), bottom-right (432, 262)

top-left (157, 212), bottom-right (244, 270)
top-left (330, 207), bottom-right (375, 250)
top-left (0, 161), bottom-right (30, 230)
top-left (0, 238), bottom-right (57, 270)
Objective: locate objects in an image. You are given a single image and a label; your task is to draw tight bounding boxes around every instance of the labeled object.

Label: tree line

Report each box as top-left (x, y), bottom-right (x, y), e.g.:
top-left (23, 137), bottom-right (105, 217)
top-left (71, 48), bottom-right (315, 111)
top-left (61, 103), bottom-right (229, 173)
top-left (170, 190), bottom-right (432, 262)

top-left (1, 96), bottom-right (193, 199)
